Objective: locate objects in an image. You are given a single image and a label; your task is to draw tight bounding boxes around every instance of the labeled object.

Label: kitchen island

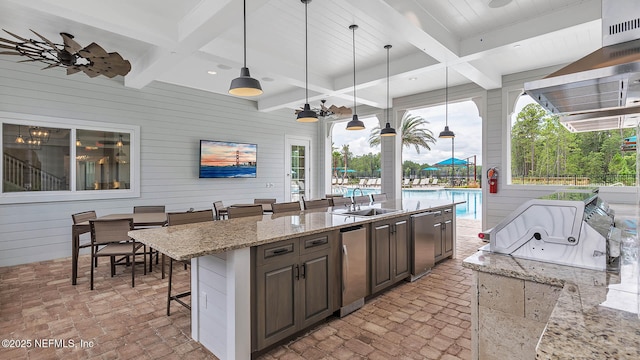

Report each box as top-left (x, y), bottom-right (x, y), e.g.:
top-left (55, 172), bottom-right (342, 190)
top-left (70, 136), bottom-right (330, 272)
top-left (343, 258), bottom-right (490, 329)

top-left (462, 212), bottom-right (639, 359)
top-left (129, 199), bottom-right (462, 359)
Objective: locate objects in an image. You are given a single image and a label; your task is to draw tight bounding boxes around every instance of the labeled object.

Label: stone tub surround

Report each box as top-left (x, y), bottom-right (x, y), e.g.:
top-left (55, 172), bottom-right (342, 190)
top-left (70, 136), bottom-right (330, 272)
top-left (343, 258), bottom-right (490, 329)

top-left (128, 199), bottom-right (462, 261)
top-left (463, 246), bottom-right (640, 359)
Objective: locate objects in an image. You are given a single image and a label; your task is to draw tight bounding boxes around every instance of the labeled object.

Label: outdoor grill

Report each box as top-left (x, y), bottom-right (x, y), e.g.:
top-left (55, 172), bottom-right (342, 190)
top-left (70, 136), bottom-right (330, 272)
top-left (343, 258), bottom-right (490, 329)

top-left (480, 188), bottom-right (621, 272)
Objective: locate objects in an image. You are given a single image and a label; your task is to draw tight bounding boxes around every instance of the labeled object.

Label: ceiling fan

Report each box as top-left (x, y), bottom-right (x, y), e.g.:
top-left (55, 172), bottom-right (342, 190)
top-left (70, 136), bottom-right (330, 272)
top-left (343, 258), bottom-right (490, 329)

top-left (0, 29), bottom-right (131, 78)
top-left (295, 99), bottom-right (352, 118)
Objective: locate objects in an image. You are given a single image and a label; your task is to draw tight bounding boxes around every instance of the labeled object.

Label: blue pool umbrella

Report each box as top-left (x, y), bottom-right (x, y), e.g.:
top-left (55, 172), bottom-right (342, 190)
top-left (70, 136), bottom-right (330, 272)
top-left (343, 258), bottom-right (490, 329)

top-left (339, 169), bottom-right (356, 173)
top-left (433, 157), bottom-right (468, 167)
top-left (422, 167), bottom-right (439, 171)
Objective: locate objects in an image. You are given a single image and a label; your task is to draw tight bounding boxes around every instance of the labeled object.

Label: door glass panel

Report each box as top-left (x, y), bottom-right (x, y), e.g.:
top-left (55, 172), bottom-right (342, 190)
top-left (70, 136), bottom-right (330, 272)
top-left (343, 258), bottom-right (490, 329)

top-left (290, 145), bottom-right (305, 201)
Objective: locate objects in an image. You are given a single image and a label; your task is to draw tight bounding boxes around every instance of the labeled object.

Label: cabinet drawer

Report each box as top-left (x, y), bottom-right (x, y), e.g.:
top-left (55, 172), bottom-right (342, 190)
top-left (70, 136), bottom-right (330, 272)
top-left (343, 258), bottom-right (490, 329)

top-left (300, 233), bottom-right (330, 255)
top-left (255, 238), bottom-right (298, 266)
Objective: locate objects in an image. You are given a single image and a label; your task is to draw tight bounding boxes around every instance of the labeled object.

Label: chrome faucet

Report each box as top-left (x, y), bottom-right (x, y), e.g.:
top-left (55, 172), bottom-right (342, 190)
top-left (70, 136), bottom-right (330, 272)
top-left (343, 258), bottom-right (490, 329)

top-left (352, 187), bottom-right (364, 210)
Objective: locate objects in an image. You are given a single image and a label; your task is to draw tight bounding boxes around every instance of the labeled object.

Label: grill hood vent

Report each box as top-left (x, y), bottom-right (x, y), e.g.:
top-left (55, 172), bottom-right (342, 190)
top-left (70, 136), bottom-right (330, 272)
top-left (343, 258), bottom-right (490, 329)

top-left (524, 0), bottom-right (640, 132)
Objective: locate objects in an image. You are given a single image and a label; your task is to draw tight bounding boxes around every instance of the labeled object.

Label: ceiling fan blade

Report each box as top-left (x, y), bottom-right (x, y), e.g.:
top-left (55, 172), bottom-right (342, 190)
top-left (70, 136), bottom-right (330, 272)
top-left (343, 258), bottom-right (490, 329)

top-left (0, 51), bottom-right (22, 55)
top-left (328, 105), bottom-right (351, 115)
top-left (0, 37), bottom-right (24, 46)
top-left (30, 29), bottom-right (60, 52)
top-left (67, 66), bottom-right (83, 75)
top-left (82, 67), bottom-right (101, 78)
top-left (60, 33), bottom-right (82, 54)
top-left (0, 43), bottom-right (17, 50)
top-left (78, 42), bottom-right (108, 59)
top-left (41, 63), bottom-right (59, 70)
top-left (3, 29), bottom-right (29, 42)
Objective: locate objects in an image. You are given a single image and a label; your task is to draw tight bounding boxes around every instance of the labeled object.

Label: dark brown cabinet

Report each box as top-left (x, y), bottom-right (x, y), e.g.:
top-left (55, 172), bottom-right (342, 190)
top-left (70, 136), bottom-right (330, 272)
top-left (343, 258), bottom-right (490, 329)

top-left (433, 207), bottom-right (454, 263)
top-left (253, 232), bottom-right (335, 351)
top-left (370, 216), bottom-right (410, 294)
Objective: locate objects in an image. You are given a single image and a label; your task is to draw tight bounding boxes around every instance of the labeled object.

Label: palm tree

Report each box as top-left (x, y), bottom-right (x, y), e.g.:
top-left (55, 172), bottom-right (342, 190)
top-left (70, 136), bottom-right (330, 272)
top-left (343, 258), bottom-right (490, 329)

top-left (368, 113), bottom-right (436, 153)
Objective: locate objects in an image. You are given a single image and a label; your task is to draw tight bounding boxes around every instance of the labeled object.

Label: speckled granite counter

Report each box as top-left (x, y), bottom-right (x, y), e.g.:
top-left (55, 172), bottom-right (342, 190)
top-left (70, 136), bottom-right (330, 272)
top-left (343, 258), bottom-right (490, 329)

top-left (463, 219), bottom-right (639, 359)
top-left (129, 199), bottom-right (460, 261)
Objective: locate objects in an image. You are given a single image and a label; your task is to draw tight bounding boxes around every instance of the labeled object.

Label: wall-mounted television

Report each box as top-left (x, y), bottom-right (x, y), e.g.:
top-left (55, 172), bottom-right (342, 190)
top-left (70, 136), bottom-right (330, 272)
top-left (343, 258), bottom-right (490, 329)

top-left (199, 140), bottom-right (257, 178)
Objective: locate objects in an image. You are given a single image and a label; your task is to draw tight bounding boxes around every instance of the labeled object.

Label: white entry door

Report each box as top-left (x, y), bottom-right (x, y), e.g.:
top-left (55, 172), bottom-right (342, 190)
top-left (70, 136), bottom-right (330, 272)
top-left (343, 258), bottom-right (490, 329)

top-left (285, 136), bottom-right (311, 202)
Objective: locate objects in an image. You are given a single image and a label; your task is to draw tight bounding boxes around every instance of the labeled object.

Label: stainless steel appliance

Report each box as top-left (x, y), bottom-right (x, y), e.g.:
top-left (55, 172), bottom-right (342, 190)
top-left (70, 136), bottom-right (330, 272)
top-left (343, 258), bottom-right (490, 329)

top-left (340, 225), bottom-right (367, 317)
top-left (410, 212), bottom-right (435, 281)
top-left (480, 189), bottom-right (621, 271)
top-left (524, 0), bottom-right (640, 133)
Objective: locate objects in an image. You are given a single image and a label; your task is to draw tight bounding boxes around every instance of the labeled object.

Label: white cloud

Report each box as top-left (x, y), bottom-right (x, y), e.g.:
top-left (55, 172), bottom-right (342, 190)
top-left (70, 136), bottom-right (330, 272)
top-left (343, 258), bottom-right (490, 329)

top-left (331, 100), bottom-right (483, 166)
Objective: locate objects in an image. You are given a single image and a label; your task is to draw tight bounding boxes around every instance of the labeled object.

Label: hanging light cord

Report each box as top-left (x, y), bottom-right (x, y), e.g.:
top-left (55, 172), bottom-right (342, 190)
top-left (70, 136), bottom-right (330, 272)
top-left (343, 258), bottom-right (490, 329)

top-left (352, 26), bottom-right (357, 114)
top-left (386, 45), bottom-right (390, 123)
top-left (243, 0), bottom-right (247, 68)
top-left (304, 1), bottom-right (309, 103)
top-left (445, 67), bottom-right (448, 126)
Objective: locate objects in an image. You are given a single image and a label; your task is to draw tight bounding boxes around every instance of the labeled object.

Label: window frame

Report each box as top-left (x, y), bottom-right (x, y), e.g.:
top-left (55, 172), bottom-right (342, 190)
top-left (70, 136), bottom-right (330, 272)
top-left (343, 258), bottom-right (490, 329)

top-left (1, 111), bottom-right (140, 204)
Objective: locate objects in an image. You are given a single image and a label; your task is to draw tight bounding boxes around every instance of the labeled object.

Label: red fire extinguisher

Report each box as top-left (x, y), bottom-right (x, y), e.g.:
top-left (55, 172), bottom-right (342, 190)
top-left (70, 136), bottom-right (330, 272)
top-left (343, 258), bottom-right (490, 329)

top-left (487, 167), bottom-right (498, 193)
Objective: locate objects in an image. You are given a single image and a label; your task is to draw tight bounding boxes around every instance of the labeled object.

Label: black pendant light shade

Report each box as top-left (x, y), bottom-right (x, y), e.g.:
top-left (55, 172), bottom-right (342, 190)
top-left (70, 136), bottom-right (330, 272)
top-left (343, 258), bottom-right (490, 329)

top-left (229, 67), bottom-right (262, 96)
top-left (229, 0), bottom-right (263, 97)
top-left (346, 24), bottom-right (364, 131)
top-left (438, 67), bottom-right (455, 139)
top-left (346, 114), bottom-right (365, 130)
top-left (439, 125), bottom-right (455, 138)
top-left (297, 0), bottom-right (318, 122)
top-left (380, 44), bottom-right (396, 137)
top-left (380, 122), bottom-right (396, 136)
top-left (297, 103), bottom-right (318, 122)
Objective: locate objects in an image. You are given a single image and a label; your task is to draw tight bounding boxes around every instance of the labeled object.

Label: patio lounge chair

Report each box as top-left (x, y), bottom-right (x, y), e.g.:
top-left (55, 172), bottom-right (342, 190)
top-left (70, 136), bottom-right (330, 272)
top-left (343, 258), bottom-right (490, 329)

top-left (411, 179), bottom-right (420, 187)
top-left (419, 178), bottom-right (430, 187)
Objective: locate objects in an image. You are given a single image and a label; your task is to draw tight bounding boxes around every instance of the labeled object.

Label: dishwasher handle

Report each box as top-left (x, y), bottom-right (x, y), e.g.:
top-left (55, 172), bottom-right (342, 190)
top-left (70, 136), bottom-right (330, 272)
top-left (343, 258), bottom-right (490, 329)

top-left (342, 244), bottom-right (348, 293)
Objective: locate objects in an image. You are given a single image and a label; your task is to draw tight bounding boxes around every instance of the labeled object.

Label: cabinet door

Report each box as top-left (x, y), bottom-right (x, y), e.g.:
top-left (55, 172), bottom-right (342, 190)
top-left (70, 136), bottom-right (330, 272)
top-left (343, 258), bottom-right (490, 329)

top-left (371, 222), bottom-right (392, 294)
top-left (255, 260), bottom-right (298, 349)
top-left (393, 219), bottom-right (410, 282)
top-left (299, 250), bottom-right (332, 329)
top-left (433, 221), bottom-right (444, 262)
top-left (443, 218), bottom-right (454, 255)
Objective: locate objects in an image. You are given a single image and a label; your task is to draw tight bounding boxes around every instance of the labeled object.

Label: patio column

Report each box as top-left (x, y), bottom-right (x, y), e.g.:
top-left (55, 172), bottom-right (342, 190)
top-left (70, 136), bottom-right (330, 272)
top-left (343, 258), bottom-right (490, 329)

top-left (381, 109), bottom-right (405, 200)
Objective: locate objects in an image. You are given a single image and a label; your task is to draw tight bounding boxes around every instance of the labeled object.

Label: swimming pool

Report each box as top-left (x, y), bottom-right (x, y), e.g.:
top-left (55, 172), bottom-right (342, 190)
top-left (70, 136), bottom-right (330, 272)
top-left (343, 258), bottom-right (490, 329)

top-left (342, 188), bottom-right (482, 220)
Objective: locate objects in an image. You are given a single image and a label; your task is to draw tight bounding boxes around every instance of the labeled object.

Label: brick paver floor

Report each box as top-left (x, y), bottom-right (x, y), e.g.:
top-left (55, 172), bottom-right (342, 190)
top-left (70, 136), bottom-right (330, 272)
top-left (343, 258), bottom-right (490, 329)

top-left (0, 219), bottom-right (483, 359)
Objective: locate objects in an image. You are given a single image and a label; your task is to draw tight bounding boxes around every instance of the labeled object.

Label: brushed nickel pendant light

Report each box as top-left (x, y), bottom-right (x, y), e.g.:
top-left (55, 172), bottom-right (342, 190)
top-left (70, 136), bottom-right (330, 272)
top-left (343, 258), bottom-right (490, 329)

top-left (229, 0), bottom-right (263, 97)
top-left (438, 67), bottom-right (455, 139)
top-left (346, 24), bottom-right (365, 131)
top-left (296, 0), bottom-right (318, 122)
top-left (380, 44), bottom-right (396, 137)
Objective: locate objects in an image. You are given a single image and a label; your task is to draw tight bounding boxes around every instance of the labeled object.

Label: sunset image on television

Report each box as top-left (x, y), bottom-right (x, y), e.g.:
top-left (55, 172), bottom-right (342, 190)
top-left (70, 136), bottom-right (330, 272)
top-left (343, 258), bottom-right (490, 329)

top-left (199, 140), bottom-right (257, 178)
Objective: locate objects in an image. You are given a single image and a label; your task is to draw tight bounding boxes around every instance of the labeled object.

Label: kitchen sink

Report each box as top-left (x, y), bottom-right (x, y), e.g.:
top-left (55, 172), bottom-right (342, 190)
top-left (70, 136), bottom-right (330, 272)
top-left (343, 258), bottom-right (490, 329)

top-left (342, 208), bottom-right (400, 217)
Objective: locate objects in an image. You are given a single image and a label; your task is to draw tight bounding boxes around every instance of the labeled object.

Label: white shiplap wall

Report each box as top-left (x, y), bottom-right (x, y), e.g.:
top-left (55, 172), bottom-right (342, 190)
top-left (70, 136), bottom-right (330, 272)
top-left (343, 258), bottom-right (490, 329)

top-left (0, 59), bottom-right (319, 266)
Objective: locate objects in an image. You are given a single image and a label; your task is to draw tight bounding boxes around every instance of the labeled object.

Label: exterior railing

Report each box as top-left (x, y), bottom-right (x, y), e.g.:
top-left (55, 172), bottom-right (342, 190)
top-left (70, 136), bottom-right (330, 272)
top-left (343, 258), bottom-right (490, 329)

top-left (511, 174), bottom-right (636, 186)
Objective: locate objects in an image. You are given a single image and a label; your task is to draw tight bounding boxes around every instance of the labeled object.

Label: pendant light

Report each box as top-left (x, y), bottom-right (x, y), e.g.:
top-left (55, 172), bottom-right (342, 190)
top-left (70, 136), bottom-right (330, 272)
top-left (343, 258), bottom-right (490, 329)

top-left (296, 0), bottom-right (318, 122)
top-left (438, 67), bottom-right (455, 139)
top-left (229, 0), bottom-right (263, 97)
top-left (380, 44), bottom-right (397, 137)
top-left (15, 125), bottom-right (25, 144)
top-left (346, 24), bottom-right (365, 130)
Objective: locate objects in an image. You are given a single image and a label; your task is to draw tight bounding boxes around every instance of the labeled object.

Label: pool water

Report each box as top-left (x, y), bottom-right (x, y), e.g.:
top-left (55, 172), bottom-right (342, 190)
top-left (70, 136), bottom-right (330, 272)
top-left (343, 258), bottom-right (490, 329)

top-left (342, 188), bottom-right (482, 220)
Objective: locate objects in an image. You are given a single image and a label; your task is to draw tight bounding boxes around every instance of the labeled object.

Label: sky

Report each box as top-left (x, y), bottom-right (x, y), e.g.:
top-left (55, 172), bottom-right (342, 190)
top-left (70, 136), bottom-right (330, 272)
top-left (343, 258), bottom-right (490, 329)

top-left (331, 95), bottom-right (538, 168)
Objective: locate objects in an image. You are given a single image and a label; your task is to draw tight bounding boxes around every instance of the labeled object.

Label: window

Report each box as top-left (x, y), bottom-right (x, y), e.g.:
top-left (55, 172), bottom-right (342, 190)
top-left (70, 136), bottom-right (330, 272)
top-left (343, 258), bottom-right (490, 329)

top-left (1, 112), bottom-right (139, 204)
top-left (509, 94), bottom-right (637, 187)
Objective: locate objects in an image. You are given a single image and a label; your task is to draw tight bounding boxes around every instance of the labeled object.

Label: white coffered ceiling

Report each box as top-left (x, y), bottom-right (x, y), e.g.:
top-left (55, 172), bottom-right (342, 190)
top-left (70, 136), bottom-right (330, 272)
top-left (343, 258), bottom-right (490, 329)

top-left (0, 0), bottom-right (603, 114)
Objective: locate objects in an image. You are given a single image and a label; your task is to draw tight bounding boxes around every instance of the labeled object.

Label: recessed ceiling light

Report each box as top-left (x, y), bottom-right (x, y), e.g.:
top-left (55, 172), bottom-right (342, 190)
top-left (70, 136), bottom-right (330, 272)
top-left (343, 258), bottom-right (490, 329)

top-left (488, 0), bottom-right (512, 8)
top-left (513, 44), bottom-right (521, 48)
top-left (207, 70), bottom-right (217, 75)
top-left (261, 77), bottom-right (274, 82)
top-left (217, 64), bottom-right (232, 70)
top-left (409, 77), bottom-right (418, 81)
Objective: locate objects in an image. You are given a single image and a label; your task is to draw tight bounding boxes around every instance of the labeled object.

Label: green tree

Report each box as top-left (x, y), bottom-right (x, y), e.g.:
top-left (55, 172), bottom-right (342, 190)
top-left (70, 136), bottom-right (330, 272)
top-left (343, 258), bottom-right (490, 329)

top-left (368, 113), bottom-right (436, 153)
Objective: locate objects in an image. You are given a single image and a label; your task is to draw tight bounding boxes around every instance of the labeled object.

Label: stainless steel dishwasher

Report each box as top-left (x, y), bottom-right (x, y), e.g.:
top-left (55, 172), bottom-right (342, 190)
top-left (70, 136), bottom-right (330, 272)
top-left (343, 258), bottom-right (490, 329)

top-left (340, 225), bottom-right (367, 317)
top-left (411, 211), bottom-right (435, 281)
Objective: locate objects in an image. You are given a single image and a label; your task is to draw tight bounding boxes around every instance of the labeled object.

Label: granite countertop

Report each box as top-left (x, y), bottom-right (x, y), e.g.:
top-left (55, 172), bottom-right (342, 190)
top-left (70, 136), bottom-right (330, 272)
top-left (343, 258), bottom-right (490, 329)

top-left (129, 199), bottom-right (461, 261)
top-left (463, 224), bottom-right (639, 359)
